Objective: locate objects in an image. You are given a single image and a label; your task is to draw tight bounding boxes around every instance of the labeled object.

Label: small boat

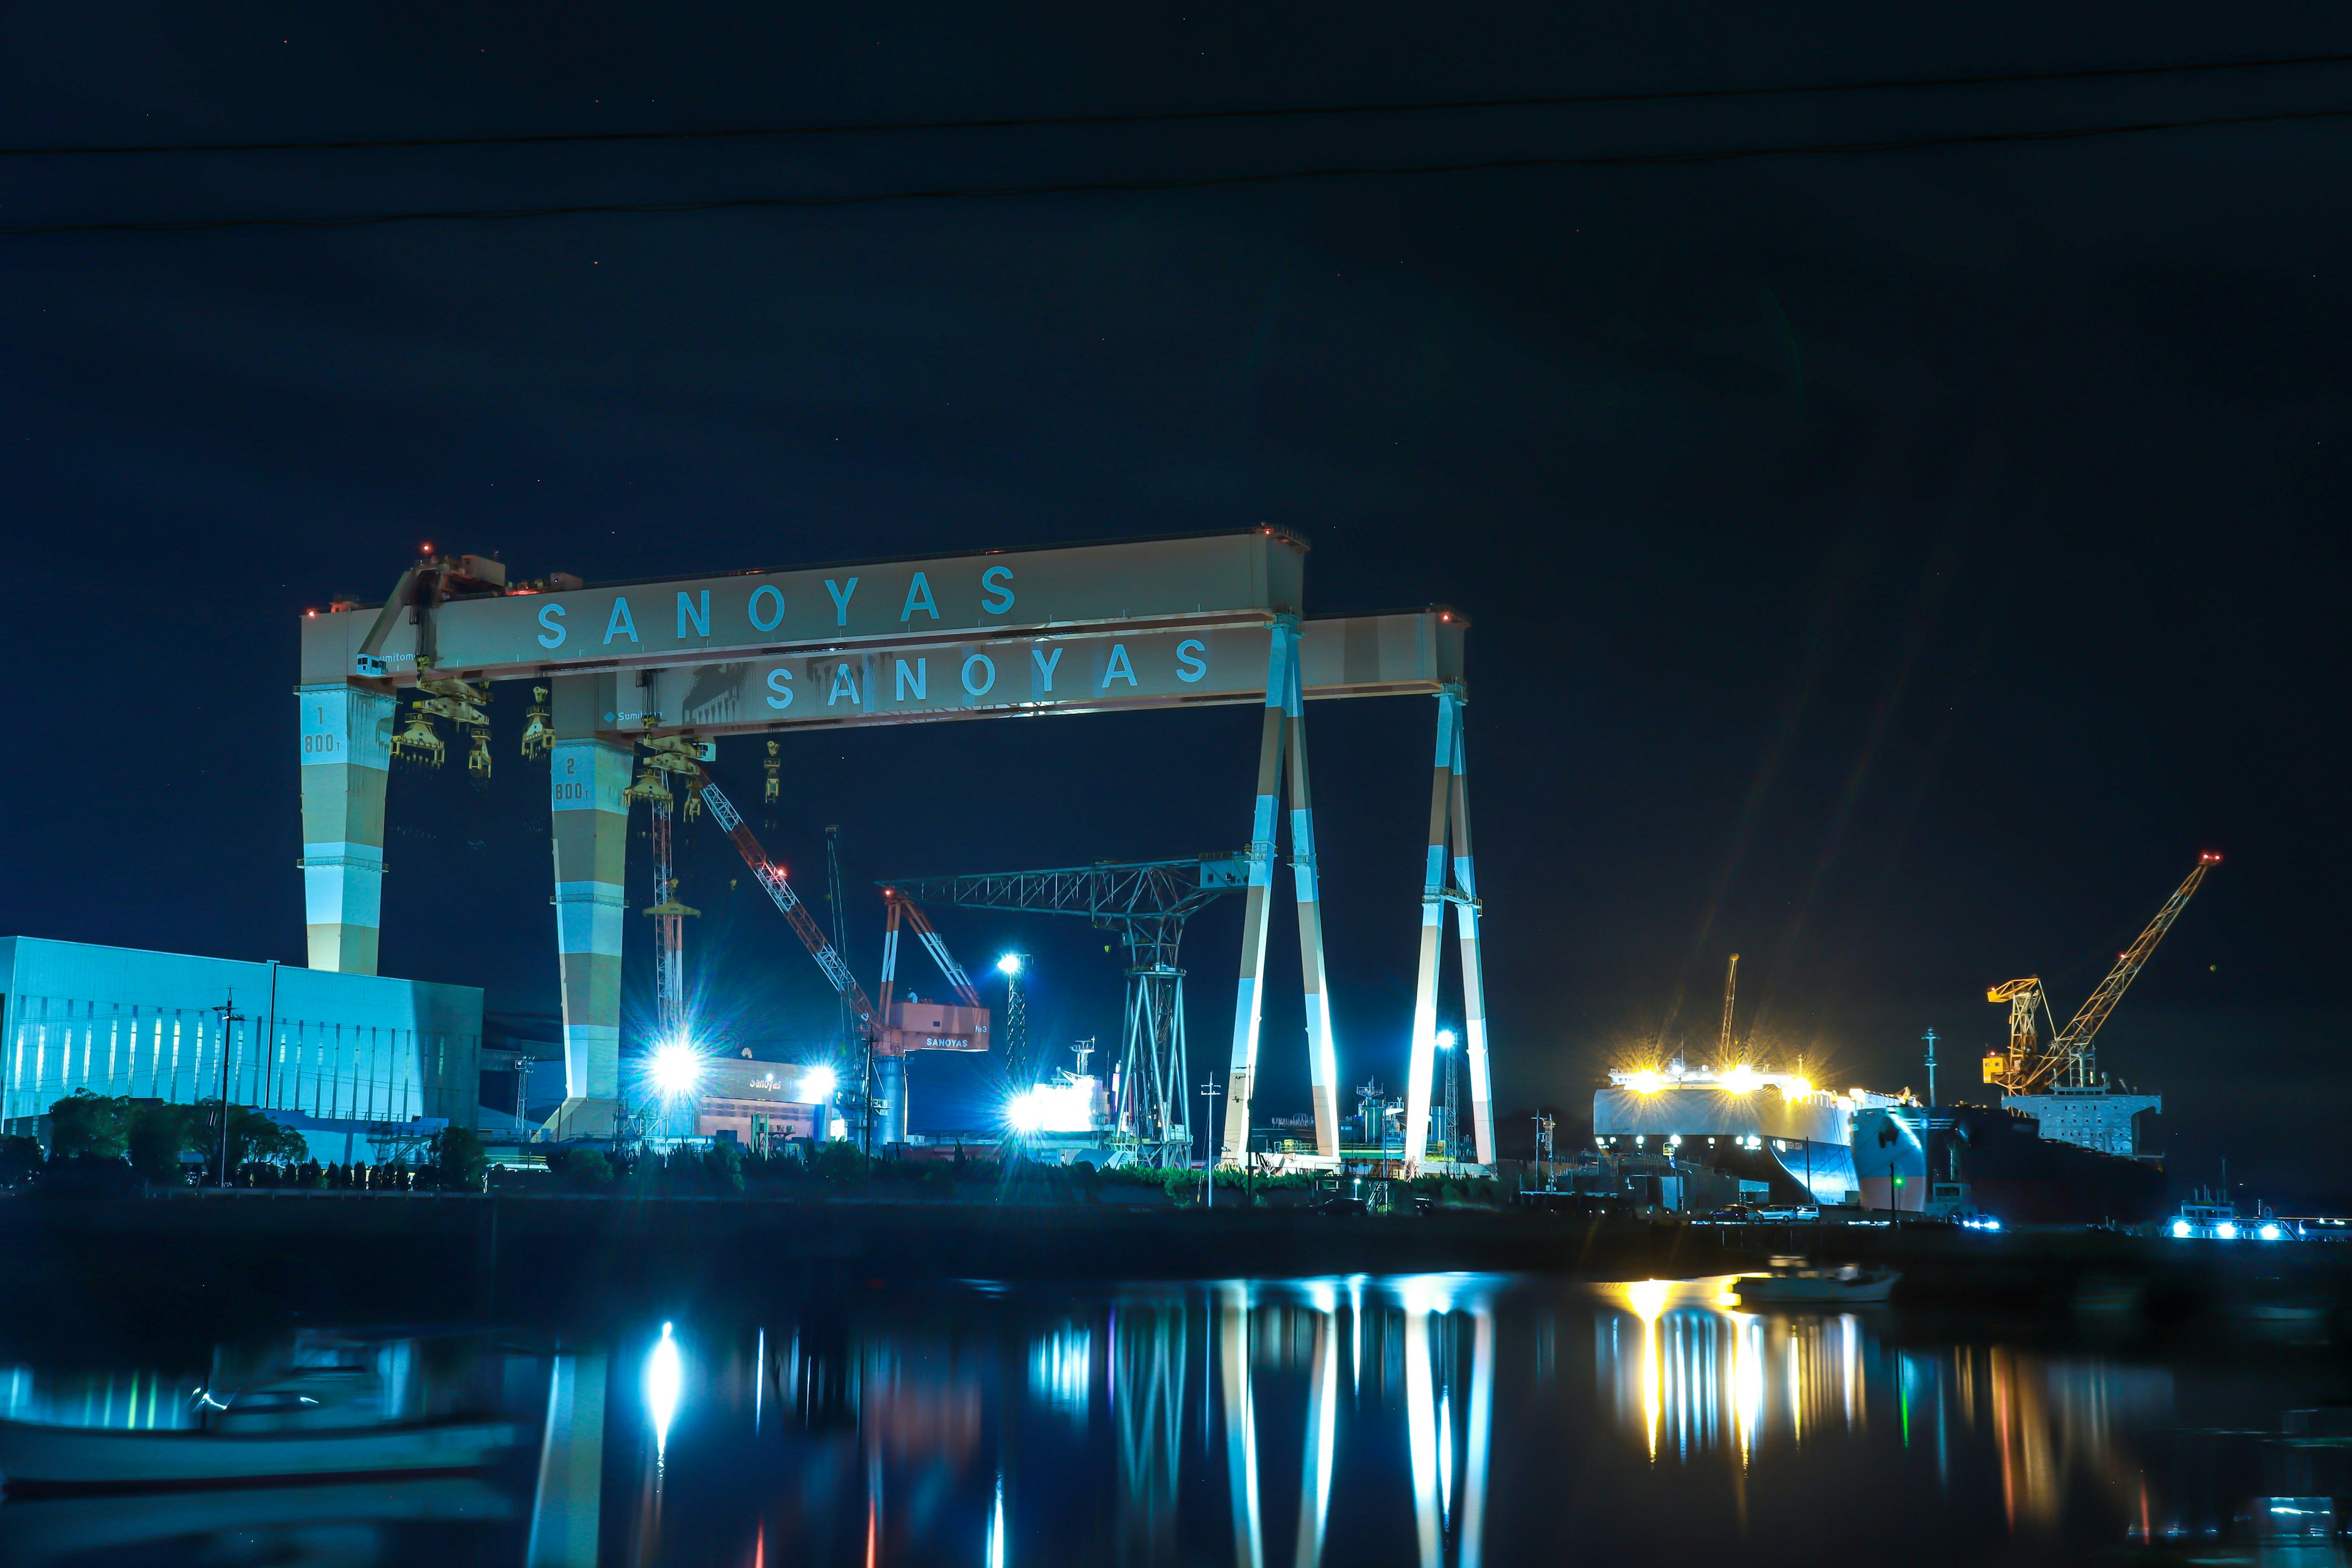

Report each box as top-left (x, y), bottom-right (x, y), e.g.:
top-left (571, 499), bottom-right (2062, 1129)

top-left (1732, 1262), bottom-right (1899, 1305)
top-left (0, 1353), bottom-right (520, 1494)
top-left (2166, 1189), bottom-right (2302, 1241)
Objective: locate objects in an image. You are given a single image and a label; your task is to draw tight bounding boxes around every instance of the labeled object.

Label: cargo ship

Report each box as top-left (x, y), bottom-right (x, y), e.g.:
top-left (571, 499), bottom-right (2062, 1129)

top-left (1589, 1061), bottom-right (2168, 1225)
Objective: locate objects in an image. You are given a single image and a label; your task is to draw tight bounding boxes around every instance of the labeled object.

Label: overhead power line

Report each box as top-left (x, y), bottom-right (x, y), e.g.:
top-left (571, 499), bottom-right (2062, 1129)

top-left (3, 49), bottom-right (2351, 157)
top-left (6, 102), bottom-right (2350, 237)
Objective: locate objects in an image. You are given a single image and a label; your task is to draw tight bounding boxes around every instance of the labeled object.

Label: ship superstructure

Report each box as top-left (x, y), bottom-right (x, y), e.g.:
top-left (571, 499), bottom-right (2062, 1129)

top-left (1592, 1062), bottom-right (1899, 1207)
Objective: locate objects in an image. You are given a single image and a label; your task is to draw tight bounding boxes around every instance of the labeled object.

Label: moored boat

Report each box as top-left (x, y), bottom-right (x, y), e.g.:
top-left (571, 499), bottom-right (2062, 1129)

top-left (1732, 1262), bottom-right (1899, 1305)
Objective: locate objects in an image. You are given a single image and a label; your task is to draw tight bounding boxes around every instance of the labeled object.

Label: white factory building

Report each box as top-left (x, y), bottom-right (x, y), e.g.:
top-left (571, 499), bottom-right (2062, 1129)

top-left (0, 938), bottom-right (481, 1143)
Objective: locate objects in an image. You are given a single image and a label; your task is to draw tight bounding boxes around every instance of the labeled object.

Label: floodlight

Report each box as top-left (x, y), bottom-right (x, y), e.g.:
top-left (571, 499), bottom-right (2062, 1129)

top-left (1626, 1071), bottom-right (1663, 1095)
top-left (2259, 1223), bottom-right (2282, 1241)
top-left (1436, 1028), bottom-right (1457, 1050)
top-left (997, 953), bottom-right (1023, 976)
top-left (2215, 1220), bottom-right (2238, 1240)
top-left (800, 1065), bottom-right (839, 1102)
top-left (650, 1041), bottom-right (704, 1099)
top-left (2172, 1219), bottom-right (2192, 1238)
top-left (1721, 1066), bottom-right (1758, 1095)
top-left (1005, 1088), bottom-right (1047, 1134)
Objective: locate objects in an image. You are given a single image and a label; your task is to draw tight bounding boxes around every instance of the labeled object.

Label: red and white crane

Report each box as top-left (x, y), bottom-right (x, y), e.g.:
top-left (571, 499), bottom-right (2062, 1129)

top-left (702, 779), bottom-right (987, 1148)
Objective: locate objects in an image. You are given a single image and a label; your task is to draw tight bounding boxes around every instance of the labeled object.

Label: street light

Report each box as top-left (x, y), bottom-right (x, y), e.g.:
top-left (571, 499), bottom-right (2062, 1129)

top-left (997, 953), bottom-right (1023, 976)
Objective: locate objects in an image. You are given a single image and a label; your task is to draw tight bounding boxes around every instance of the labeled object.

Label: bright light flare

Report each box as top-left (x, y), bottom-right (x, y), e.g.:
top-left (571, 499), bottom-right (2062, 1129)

top-left (1006, 1079), bottom-right (1095, 1134)
top-left (646, 1322), bottom-right (682, 1454)
top-left (1721, 1066), bottom-right (1758, 1095)
top-left (1626, 1070), bottom-right (1663, 1095)
top-left (1436, 1028), bottom-right (1458, 1050)
top-left (997, 953), bottom-right (1023, 976)
top-left (799, 1064), bottom-right (838, 1102)
top-left (2173, 1220), bottom-right (2193, 1238)
top-left (2215, 1221), bottom-right (2239, 1240)
top-left (650, 1041), bottom-right (704, 1099)
top-left (2259, 1223), bottom-right (2282, 1240)
top-left (1786, 1076), bottom-right (1814, 1098)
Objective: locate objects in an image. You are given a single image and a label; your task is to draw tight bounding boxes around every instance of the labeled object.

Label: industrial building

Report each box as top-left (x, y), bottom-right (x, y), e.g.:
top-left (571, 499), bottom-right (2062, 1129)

top-left (0, 938), bottom-right (481, 1142)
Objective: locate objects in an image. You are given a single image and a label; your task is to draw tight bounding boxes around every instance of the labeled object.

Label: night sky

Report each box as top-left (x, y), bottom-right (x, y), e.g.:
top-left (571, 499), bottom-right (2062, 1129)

top-left (3, 5), bottom-right (2346, 1201)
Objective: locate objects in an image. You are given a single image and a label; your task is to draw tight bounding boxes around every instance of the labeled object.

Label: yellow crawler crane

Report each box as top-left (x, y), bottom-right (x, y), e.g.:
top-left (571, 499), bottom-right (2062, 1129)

top-left (1983, 854), bottom-right (2219, 1093)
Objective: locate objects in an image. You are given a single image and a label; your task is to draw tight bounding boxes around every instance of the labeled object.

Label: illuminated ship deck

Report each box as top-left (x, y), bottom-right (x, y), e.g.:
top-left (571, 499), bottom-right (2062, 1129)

top-left (1593, 1066), bottom-right (1899, 1207)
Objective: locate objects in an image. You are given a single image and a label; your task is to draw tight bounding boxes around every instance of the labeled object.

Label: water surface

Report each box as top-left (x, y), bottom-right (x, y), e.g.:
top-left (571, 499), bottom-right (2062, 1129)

top-left (0, 1273), bottom-right (2339, 1566)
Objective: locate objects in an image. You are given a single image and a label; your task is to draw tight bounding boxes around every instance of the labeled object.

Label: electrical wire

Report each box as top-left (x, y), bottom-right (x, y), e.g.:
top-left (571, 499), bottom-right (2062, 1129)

top-left (6, 101), bottom-right (2349, 236)
top-left (2, 49), bottom-right (2351, 157)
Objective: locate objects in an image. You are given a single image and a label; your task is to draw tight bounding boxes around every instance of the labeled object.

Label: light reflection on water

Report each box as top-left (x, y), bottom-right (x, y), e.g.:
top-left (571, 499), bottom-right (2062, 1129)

top-left (0, 1274), bottom-right (2332, 1566)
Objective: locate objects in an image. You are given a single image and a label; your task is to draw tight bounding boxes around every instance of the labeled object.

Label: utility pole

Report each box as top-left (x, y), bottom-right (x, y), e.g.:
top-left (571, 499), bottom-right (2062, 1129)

top-left (1923, 1027), bottom-right (1940, 1109)
top-left (1199, 1072), bottom-right (1221, 1209)
top-left (211, 993), bottom-right (247, 1189)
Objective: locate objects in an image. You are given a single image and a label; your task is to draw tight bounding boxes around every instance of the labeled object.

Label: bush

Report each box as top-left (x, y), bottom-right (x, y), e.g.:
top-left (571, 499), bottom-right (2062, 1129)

top-left (810, 1141), bottom-right (868, 1185)
top-left (552, 1148), bottom-right (613, 1188)
top-left (434, 1126), bottom-right (489, 1192)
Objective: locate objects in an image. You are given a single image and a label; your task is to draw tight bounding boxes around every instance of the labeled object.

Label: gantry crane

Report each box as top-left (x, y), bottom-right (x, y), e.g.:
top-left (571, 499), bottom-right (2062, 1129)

top-left (877, 854), bottom-right (1249, 1167)
top-left (1983, 854), bottom-right (2220, 1094)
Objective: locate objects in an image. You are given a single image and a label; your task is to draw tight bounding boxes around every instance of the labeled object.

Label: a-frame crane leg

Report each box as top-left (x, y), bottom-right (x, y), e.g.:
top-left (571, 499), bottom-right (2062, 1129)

top-left (1448, 697), bottom-right (1496, 1165)
top-left (546, 676), bottom-right (632, 1139)
top-left (1220, 621), bottom-right (1295, 1167)
top-left (1283, 641), bottom-right (1342, 1159)
top-left (1401, 689), bottom-right (1458, 1174)
top-left (297, 681), bottom-right (394, 974)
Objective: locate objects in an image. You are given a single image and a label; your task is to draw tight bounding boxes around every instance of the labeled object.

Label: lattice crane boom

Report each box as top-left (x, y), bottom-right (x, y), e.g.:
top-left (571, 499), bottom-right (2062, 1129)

top-left (1986, 854), bottom-right (2218, 1093)
top-left (2048, 854), bottom-right (2218, 1063)
top-left (702, 781), bottom-right (878, 1027)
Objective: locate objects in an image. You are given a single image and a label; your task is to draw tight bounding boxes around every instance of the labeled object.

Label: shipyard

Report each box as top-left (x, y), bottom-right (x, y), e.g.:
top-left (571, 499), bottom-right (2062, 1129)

top-left (4, 6), bottom-right (2350, 1565)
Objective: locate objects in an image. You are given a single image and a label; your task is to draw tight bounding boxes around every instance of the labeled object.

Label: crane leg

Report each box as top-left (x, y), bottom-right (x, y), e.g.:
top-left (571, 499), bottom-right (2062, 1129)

top-left (1401, 688), bottom-right (1459, 1174)
top-left (1449, 702), bottom-right (1496, 1166)
top-left (546, 680), bottom-right (633, 1140)
top-left (298, 682), bottom-right (394, 974)
top-left (1221, 622), bottom-right (1294, 1167)
top-left (1283, 644), bottom-right (1342, 1159)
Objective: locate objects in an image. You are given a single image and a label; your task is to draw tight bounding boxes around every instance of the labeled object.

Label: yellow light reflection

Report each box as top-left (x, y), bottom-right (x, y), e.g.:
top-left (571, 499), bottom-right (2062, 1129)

top-left (1624, 1281), bottom-right (1667, 1462)
top-left (1733, 1314), bottom-right (1763, 1468)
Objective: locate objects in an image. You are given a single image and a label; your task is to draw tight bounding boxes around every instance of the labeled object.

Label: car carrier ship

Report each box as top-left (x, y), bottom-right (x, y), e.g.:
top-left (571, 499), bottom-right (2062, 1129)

top-left (1581, 856), bottom-right (2214, 1226)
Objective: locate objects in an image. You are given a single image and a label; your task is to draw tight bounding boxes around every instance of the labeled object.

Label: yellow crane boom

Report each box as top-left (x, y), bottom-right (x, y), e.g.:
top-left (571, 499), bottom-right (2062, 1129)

top-left (1985, 854), bottom-right (2218, 1093)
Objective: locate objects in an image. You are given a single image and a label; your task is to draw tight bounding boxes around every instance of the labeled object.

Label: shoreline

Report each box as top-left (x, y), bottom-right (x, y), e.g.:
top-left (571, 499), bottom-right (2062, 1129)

top-left (3, 1194), bottom-right (2350, 1354)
